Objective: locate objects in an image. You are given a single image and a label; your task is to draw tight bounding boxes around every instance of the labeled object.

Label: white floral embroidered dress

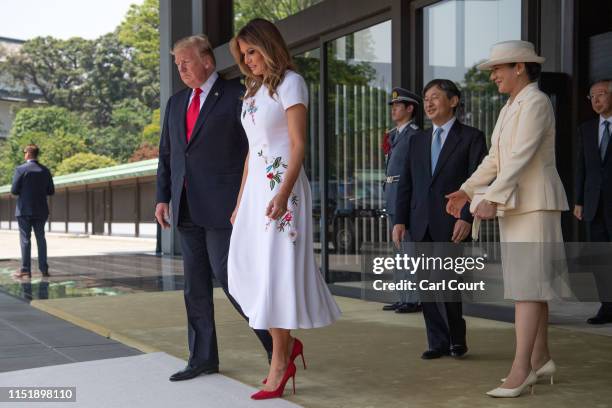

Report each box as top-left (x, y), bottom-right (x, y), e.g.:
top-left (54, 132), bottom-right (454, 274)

top-left (228, 70), bottom-right (341, 330)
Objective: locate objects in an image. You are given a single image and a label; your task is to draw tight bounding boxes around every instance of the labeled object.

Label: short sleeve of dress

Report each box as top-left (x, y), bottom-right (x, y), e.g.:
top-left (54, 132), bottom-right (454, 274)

top-left (277, 71), bottom-right (308, 110)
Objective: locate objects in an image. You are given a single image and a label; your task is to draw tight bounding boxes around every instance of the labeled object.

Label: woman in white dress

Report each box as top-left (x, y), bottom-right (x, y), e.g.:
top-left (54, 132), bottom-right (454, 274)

top-left (446, 41), bottom-right (569, 398)
top-left (228, 18), bottom-right (341, 400)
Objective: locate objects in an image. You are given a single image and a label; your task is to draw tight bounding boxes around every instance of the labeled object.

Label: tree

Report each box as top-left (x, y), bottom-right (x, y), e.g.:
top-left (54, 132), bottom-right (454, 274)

top-left (129, 142), bottom-right (159, 162)
top-left (1, 25), bottom-right (160, 125)
top-left (3, 130), bottom-right (87, 179)
top-left (9, 106), bottom-right (85, 139)
top-left (83, 32), bottom-right (142, 126)
top-left (87, 99), bottom-right (151, 162)
top-left (0, 0), bottom-right (162, 180)
top-left (0, 107), bottom-right (89, 183)
top-left (117, 0), bottom-right (160, 109)
top-left (0, 140), bottom-right (13, 185)
top-left (234, 0), bottom-right (321, 31)
top-left (0, 37), bottom-right (94, 111)
top-left (56, 153), bottom-right (117, 175)
top-left (141, 109), bottom-right (161, 146)
top-left (460, 64), bottom-right (507, 143)
top-left (462, 65), bottom-right (498, 93)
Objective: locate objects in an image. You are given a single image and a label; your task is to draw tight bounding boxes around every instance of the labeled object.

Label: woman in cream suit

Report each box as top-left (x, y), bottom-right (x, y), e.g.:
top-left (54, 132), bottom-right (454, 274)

top-left (446, 40), bottom-right (569, 398)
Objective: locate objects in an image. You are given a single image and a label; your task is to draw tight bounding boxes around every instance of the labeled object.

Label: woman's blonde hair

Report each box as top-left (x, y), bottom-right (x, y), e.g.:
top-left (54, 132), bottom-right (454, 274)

top-left (229, 18), bottom-right (296, 99)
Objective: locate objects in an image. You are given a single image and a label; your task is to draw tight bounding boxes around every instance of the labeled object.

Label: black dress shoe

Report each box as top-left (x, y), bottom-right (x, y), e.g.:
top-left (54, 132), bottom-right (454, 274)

top-left (382, 302), bottom-right (402, 311)
top-left (450, 344), bottom-right (468, 358)
top-left (395, 302), bottom-right (422, 314)
top-left (41, 271), bottom-right (50, 277)
top-left (421, 349), bottom-right (449, 360)
top-left (587, 315), bottom-right (612, 325)
top-left (169, 365), bottom-right (219, 381)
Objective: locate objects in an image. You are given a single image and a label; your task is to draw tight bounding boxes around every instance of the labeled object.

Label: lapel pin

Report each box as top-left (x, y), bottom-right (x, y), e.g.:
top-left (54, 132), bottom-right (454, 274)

top-left (214, 92), bottom-right (219, 96)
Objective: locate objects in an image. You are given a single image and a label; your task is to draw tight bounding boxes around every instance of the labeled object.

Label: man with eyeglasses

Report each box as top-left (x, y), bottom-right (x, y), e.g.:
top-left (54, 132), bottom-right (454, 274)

top-left (575, 78), bottom-right (612, 324)
top-left (10, 144), bottom-right (54, 279)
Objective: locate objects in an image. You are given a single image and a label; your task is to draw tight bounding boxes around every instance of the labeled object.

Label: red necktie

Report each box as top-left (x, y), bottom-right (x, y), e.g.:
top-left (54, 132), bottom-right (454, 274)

top-left (186, 88), bottom-right (202, 142)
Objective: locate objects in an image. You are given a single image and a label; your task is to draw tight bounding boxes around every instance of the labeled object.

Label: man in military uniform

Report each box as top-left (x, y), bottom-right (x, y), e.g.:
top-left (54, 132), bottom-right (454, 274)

top-left (382, 87), bottom-right (422, 314)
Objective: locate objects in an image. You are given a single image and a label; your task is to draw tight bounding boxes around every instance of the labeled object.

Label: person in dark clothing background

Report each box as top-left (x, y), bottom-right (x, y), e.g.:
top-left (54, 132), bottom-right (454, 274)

top-left (574, 79), bottom-right (612, 325)
top-left (11, 144), bottom-right (55, 279)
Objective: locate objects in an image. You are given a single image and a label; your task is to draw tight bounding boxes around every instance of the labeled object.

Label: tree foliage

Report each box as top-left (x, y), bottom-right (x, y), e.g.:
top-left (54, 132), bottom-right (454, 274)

top-left (1, 37), bottom-right (95, 111)
top-left (129, 142), bottom-right (159, 162)
top-left (56, 153), bottom-right (117, 175)
top-left (234, 0), bottom-right (321, 31)
top-left (141, 109), bottom-right (161, 146)
top-left (0, 0), bottom-right (161, 183)
top-left (0, 107), bottom-right (89, 184)
top-left (462, 65), bottom-right (498, 93)
top-left (9, 106), bottom-right (85, 139)
top-left (117, 0), bottom-right (160, 109)
top-left (87, 98), bottom-right (151, 162)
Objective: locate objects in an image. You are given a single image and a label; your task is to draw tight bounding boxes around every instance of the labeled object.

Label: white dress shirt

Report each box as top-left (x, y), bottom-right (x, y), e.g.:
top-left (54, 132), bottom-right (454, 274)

top-left (431, 116), bottom-right (456, 147)
top-left (187, 71), bottom-right (219, 112)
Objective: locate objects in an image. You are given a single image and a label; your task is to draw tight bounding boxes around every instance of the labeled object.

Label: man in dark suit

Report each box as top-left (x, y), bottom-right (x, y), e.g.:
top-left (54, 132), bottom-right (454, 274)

top-left (11, 144), bottom-right (54, 279)
top-left (574, 78), bottom-right (612, 325)
top-left (155, 35), bottom-right (272, 381)
top-left (382, 87), bottom-right (422, 314)
top-left (393, 79), bottom-right (487, 359)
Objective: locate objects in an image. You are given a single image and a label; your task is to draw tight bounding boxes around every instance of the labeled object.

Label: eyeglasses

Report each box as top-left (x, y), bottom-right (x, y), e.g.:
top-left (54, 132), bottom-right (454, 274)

top-left (587, 91), bottom-right (609, 101)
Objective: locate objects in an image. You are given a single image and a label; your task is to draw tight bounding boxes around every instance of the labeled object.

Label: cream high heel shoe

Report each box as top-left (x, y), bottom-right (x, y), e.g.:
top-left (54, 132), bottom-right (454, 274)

top-left (535, 359), bottom-right (556, 384)
top-left (487, 371), bottom-right (538, 398)
top-left (501, 359), bottom-right (556, 384)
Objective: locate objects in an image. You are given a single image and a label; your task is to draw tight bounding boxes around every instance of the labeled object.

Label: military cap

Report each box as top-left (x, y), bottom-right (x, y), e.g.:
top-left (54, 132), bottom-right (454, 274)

top-left (388, 87), bottom-right (421, 106)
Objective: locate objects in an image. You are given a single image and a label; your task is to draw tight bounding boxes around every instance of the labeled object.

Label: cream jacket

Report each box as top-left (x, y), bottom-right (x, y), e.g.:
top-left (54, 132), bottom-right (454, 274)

top-left (460, 83), bottom-right (568, 215)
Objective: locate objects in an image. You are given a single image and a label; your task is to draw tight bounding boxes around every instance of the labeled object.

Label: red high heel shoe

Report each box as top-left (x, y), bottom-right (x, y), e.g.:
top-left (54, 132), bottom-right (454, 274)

top-left (251, 362), bottom-right (297, 400)
top-left (291, 338), bottom-right (306, 370)
top-left (263, 338), bottom-right (306, 384)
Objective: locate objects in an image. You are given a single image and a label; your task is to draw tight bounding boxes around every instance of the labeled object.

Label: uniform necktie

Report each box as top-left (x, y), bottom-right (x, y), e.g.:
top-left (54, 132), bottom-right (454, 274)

top-left (186, 88), bottom-right (202, 142)
top-left (601, 120), bottom-right (610, 161)
top-left (431, 127), bottom-right (443, 175)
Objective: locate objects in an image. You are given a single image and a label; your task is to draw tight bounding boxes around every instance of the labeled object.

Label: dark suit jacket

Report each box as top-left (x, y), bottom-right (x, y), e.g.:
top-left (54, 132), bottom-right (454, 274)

top-left (575, 118), bottom-right (612, 222)
top-left (11, 160), bottom-right (55, 218)
top-left (156, 76), bottom-right (249, 228)
top-left (395, 120), bottom-right (487, 242)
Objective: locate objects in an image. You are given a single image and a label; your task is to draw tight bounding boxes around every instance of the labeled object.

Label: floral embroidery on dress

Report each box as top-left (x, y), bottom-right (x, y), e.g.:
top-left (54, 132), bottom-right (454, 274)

top-left (258, 150), bottom-right (288, 190)
top-left (242, 98), bottom-right (258, 125)
top-left (266, 194), bottom-right (299, 244)
top-left (259, 145), bottom-right (299, 244)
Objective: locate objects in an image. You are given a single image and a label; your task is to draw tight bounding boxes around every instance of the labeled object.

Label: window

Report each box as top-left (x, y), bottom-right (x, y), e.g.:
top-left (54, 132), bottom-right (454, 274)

top-left (326, 20), bottom-right (392, 288)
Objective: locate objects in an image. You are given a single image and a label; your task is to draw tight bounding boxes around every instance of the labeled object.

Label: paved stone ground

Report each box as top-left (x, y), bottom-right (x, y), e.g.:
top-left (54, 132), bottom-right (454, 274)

top-left (0, 292), bottom-right (141, 373)
top-left (0, 353), bottom-right (301, 408)
top-left (0, 230), bottom-right (156, 261)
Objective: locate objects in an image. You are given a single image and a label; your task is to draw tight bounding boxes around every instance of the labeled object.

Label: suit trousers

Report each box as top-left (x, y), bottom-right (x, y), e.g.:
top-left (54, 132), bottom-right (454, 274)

top-left (418, 229), bottom-right (466, 351)
top-left (388, 214), bottom-right (419, 304)
top-left (177, 191), bottom-right (272, 368)
top-left (17, 216), bottom-right (48, 274)
top-left (586, 197), bottom-right (612, 317)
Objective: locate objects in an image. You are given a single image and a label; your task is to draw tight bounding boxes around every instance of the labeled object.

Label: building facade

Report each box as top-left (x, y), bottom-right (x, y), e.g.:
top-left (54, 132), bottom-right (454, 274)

top-left (158, 0), bottom-right (612, 295)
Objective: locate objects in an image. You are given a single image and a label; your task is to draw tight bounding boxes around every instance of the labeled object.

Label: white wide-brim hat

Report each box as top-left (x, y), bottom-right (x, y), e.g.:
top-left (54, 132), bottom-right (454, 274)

top-left (477, 40), bottom-right (545, 70)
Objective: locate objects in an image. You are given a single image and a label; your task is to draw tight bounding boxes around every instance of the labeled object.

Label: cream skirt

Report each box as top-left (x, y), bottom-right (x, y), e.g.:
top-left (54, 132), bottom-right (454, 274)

top-left (499, 210), bottom-right (572, 301)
